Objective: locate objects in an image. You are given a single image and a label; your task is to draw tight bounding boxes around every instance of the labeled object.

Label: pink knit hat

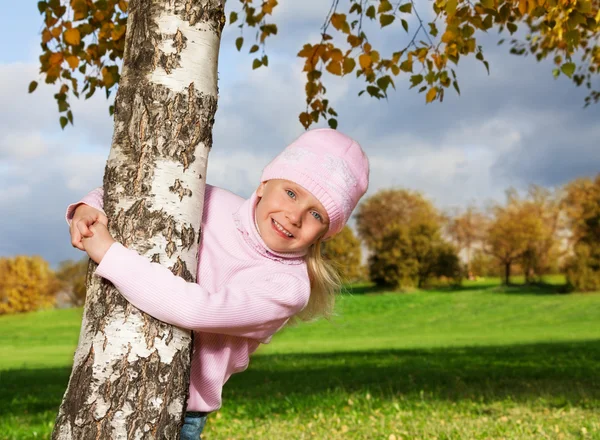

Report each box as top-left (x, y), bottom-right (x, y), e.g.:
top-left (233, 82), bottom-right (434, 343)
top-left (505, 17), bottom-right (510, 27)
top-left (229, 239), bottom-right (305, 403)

top-left (260, 128), bottom-right (369, 239)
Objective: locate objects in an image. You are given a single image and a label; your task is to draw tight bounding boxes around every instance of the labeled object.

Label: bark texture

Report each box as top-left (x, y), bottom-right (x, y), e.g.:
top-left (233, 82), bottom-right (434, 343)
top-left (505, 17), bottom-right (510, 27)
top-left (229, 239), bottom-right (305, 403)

top-left (53, 1), bottom-right (224, 438)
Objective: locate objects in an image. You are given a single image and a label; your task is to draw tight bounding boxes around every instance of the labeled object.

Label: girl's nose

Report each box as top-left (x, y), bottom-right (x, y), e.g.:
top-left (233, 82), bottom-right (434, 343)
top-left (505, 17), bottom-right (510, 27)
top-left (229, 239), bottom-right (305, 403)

top-left (286, 210), bottom-right (302, 227)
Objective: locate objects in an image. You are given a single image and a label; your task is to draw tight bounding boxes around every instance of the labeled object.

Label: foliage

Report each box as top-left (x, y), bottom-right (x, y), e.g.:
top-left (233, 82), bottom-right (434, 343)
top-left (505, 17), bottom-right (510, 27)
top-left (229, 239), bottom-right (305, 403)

top-left (368, 222), bottom-right (461, 289)
top-left (0, 256), bottom-right (59, 315)
top-left (356, 188), bottom-right (441, 249)
top-left (564, 174), bottom-right (600, 291)
top-left (445, 205), bottom-right (487, 273)
top-left (484, 187), bottom-right (562, 285)
top-left (55, 258), bottom-right (89, 306)
top-left (368, 224), bottom-right (419, 288)
top-left (322, 226), bottom-right (364, 283)
top-left (32, 0), bottom-right (600, 128)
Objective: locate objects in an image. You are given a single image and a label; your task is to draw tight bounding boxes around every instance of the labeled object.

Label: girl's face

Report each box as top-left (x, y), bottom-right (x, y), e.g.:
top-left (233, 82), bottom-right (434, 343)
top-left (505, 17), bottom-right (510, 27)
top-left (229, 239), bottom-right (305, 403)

top-left (255, 179), bottom-right (330, 253)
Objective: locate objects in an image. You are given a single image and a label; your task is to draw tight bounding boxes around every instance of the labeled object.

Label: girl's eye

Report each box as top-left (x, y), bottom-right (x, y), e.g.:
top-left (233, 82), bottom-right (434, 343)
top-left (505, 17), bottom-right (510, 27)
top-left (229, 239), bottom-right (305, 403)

top-left (311, 211), bottom-right (322, 221)
top-left (286, 190), bottom-right (296, 199)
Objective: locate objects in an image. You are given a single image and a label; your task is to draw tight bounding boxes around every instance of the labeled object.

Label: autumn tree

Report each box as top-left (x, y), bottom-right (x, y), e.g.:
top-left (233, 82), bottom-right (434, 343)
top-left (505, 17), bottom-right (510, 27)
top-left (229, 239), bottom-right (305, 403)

top-left (358, 189), bottom-right (460, 288)
top-left (563, 174), bottom-right (600, 291)
top-left (0, 256), bottom-right (60, 315)
top-left (355, 188), bottom-right (442, 248)
top-left (32, 0), bottom-right (599, 129)
top-left (445, 205), bottom-right (487, 275)
top-left (323, 225), bottom-right (364, 283)
top-left (55, 258), bottom-right (89, 306)
top-left (519, 185), bottom-right (565, 282)
top-left (482, 187), bottom-right (563, 285)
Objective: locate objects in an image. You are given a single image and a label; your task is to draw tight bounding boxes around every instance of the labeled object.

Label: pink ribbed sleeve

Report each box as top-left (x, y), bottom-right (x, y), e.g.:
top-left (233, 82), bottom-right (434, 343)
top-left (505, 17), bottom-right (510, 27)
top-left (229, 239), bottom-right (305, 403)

top-left (65, 187), bottom-right (105, 225)
top-left (95, 243), bottom-right (310, 340)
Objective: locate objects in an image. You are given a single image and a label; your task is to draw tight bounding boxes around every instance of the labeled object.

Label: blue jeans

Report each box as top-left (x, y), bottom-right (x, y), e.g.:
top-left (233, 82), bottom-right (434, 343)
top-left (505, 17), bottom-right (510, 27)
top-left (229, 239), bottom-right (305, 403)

top-left (180, 412), bottom-right (208, 440)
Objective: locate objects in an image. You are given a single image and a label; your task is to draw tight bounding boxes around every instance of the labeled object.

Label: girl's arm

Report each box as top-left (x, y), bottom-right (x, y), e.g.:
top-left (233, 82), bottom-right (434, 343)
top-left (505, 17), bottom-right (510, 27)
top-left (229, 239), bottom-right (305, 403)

top-left (95, 242), bottom-right (310, 341)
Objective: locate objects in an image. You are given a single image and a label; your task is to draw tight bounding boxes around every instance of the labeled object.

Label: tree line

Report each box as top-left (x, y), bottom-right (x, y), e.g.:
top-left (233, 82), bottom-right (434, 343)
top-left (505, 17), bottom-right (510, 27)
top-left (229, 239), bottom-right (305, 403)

top-left (1, 173), bottom-right (598, 315)
top-left (325, 173), bottom-right (600, 291)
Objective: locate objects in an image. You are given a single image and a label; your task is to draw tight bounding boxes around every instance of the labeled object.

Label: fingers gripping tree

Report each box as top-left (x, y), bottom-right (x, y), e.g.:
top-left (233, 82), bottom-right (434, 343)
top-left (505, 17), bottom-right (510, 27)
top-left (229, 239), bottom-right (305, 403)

top-left (51, 1), bottom-right (224, 438)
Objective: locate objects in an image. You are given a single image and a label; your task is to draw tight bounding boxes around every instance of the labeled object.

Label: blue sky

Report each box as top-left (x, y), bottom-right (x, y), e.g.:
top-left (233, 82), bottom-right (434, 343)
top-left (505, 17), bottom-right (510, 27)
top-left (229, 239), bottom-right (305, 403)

top-left (1, 1), bottom-right (598, 266)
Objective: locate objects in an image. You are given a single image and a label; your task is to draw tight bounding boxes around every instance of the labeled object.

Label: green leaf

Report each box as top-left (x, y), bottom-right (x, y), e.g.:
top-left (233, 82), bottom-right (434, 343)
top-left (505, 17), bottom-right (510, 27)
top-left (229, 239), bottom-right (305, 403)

top-left (409, 74), bottom-right (423, 88)
top-left (399, 3), bottom-right (412, 13)
top-left (252, 58), bottom-right (262, 69)
top-left (401, 19), bottom-right (408, 32)
top-left (328, 118), bottom-right (338, 129)
top-left (366, 85), bottom-right (381, 98)
top-left (480, 0), bottom-right (493, 8)
top-left (67, 110), bottom-right (73, 124)
top-left (378, 0), bottom-right (393, 13)
top-left (366, 5), bottom-right (376, 19)
top-left (230, 11), bottom-right (238, 24)
top-left (506, 22), bottom-right (517, 34)
top-left (552, 68), bottom-right (560, 79)
top-left (561, 62), bottom-right (575, 78)
top-left (60, 116), bottom-right (68, 129)
top-left (235, 37), bottom-right (243, 51)
top-left (262, 55), bottom-right (269, 67)
top-left (249, 44), bottom-right (259, 54)
top-left (453, 80), bottom-right (461, 95)
top-left (343, 57), bottom-right (356, 75)
top-left (28, 81), bottom-right (38, 93)
top-left (380, 14), bottom-right (395, 27)
top-left (37, 1), bottom-right (47, 13)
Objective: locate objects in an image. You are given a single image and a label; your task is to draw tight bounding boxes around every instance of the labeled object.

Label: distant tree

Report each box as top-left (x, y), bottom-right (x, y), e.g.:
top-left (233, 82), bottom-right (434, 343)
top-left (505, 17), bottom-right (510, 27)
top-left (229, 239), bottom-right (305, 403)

top-left (563, 174), bottom-right (600, 291)
top-left (368, 224), bottom-right (419, 289)
top-left (356, 189), bottom-right (441, 249)
top-left (0, 256), bottom-right (59, 315)
top-left (55, 258), bottom-right (89, 306)
top-left (368, 221), bottom-right (461, 289)
top-left (519, 185), bottom-right (564, 282)
top-left (323, 226), bottom-right (364, 283)
top-left (445, 205), bottom-right (487, 274)
top-left (484, 189), bottom-right (542, 285)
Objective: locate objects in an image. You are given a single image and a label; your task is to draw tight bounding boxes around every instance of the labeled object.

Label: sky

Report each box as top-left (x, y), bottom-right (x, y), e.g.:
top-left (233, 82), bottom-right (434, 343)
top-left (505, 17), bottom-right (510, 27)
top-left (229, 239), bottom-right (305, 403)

top-left (0, 1), bottom-right (598, 267)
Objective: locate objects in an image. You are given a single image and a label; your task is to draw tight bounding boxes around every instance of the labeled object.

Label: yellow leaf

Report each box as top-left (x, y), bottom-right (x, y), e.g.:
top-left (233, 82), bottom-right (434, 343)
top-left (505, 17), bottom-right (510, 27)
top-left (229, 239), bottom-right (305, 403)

top-left (42, 29), bottom-right (53, 44)
top-left (519, 0), bottom-right (527, 15)
top-left (49, 52), bottom-right (64, 66)
top-left (326, 61), bottom-right (342, 76)
top-left (359, 53), bottom-right (372, 70)
top-left (51, 26), bottom-right (62, 38)
top-left (331, 13), bottom-right (347, 31)
top-left (66, 55), bottom-right (79, 69)
top-left (446, 0), bottom-right (458, 15)
top-left (426, 87), bottom-right (438, 103)
top-left (441, 30), bottom-right (455, 44)
top-left (118, 0), bottom-right (128, 12)
top-left (63, 28), bottom-right (81, 46)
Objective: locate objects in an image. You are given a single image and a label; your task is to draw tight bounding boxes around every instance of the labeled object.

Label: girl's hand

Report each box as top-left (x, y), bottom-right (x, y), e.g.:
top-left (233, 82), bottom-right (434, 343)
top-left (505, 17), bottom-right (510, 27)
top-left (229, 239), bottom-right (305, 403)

top-left (71, 204), bottom-right (108, 251)
top-left (81, 222), bottom-right (116, 264)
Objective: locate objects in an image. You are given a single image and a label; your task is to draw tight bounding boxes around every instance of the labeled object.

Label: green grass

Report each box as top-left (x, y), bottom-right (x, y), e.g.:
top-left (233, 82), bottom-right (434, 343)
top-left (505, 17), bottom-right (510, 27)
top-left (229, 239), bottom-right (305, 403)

top-left (1, 280), bottom-right (599, 439)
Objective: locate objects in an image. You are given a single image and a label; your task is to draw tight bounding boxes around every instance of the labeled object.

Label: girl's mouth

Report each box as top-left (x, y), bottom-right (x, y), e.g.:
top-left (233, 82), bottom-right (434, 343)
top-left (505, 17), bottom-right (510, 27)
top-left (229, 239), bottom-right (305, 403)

top-left (272, 218), bottom-right (294, 239)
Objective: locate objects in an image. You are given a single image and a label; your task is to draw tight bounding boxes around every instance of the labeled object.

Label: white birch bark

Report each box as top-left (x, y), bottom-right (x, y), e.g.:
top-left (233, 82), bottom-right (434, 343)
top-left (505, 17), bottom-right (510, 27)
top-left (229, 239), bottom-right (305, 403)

top-left (53, 1), bottom-right (224, 438)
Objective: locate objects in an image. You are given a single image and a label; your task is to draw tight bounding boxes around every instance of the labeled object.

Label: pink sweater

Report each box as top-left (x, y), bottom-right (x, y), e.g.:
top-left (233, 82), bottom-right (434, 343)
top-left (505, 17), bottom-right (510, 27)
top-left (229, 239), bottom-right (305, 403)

top-left (67, 185), bottom-right (311, 411)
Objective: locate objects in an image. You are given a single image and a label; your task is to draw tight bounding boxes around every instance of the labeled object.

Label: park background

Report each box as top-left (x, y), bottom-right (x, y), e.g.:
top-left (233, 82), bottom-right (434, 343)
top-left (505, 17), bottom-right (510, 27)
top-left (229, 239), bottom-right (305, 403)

top-left (0, 0), bottom-right (599, 438)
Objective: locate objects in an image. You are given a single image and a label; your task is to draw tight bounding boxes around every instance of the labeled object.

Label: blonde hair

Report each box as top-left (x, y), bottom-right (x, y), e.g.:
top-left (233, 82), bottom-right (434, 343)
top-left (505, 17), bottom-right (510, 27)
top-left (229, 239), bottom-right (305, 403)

top-left (293, 239), bottom-right (342, 322)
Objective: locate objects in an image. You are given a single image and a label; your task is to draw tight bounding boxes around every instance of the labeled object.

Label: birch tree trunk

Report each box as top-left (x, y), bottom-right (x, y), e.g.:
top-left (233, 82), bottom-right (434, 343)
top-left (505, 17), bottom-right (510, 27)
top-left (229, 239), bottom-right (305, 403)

top-left (53, 1), bottom-right (224, 438)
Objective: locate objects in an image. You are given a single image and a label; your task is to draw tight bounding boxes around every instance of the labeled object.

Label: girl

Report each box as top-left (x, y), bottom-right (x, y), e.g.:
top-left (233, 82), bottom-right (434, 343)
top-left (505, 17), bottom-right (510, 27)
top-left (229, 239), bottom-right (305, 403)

top-left (68, 128), bottom-right (369, 439)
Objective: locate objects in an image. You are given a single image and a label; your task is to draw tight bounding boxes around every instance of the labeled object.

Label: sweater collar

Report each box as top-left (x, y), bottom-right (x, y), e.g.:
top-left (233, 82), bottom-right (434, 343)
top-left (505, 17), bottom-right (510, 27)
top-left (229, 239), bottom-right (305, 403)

top-left (232, 191), bottom-right (307, 264)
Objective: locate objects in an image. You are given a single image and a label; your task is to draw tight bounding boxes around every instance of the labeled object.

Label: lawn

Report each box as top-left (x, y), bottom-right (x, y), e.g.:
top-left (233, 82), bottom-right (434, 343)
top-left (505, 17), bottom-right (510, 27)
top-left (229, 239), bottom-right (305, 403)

top-left (1, 279), bottom-right (599, 439)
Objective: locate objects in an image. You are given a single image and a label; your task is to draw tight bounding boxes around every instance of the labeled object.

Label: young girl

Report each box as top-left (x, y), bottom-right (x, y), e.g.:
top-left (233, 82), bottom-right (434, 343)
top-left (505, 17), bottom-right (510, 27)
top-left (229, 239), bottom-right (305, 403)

top-left (67, 128), bottom-right (369, 439)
